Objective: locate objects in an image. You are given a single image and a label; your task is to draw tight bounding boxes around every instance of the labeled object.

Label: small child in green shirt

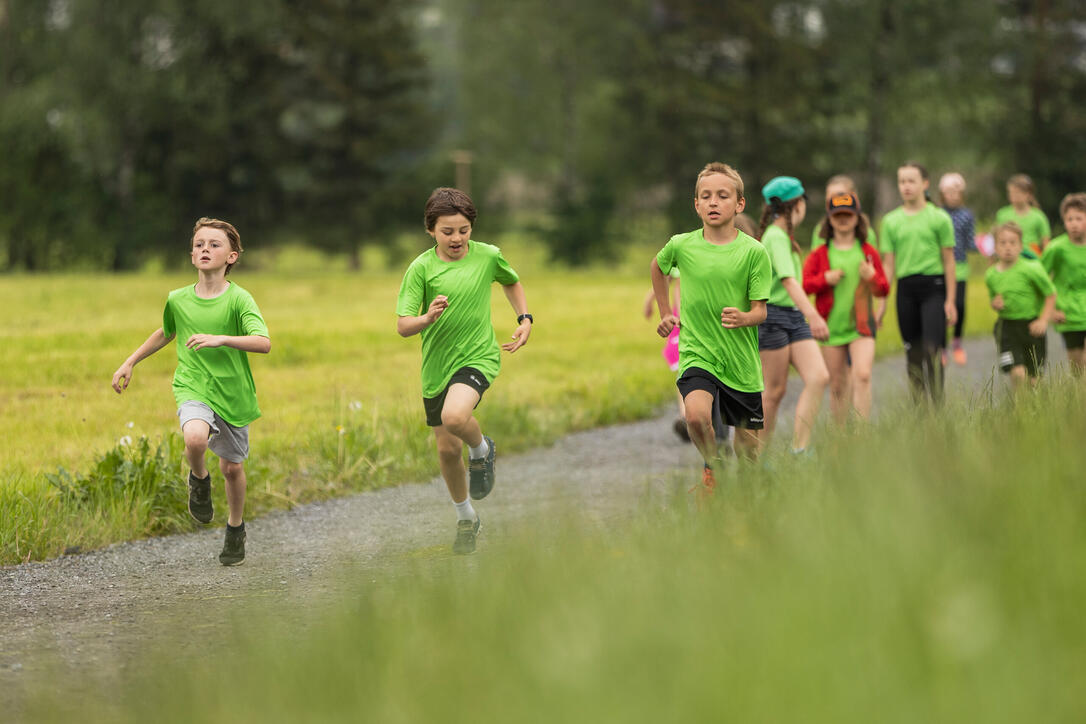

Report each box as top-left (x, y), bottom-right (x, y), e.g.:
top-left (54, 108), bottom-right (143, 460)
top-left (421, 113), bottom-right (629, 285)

top-left (986, 222), bottom-right (1056, 389)
top-left (1041, 193), bottom-right (1086, 375)
top-left (112, 218), bottom-right (271, 566)
top-left (396, 187), bottom-right (532, 555)
top-left (651, 162), bottom-right (771, 499)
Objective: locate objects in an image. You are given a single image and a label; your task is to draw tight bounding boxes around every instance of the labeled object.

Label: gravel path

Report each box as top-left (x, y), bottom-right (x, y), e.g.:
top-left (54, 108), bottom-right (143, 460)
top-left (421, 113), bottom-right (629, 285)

top-left (0, 332), bottom-right (1065, 713)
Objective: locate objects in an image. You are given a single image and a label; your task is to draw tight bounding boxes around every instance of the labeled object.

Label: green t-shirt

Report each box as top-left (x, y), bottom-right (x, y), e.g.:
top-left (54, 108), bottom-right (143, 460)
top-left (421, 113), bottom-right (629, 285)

top-left (985, 258), bottom-right (1055, 321)
top-left (763, 225), bottom-right (802, 308)
top-left (162, 282), bottom-right (269, 427)
top-left (824, 242), bottom-right (865, 347)
top-left (396, 241), bottom-right (520, 398)
top-left (880, 203), bottom-right (955, 278)
top-left (655, 229), bottom-right (771, 393)
top-left (995, 206), bottom-right (1051, 252)
top-left (1042, 234), bottom-right (1086, 331)
top-left (811, 224), bottom-right (878, 252)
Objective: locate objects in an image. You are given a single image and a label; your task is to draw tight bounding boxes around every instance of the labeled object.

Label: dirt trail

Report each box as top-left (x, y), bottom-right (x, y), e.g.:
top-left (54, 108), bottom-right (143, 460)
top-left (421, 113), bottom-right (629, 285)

top-left (0, 333), bottom-right (1064, 712)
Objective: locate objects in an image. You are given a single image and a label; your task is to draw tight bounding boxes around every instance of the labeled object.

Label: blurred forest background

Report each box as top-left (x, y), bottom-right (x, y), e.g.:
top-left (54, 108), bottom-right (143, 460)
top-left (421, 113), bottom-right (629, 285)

top-left (1, 0), bottom-right (1083, 271)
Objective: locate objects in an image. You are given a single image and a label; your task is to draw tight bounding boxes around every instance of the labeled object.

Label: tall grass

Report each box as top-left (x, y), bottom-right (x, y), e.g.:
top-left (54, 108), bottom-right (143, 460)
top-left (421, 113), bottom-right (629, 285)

top-left (26, 378), bottom-right (1086, 723)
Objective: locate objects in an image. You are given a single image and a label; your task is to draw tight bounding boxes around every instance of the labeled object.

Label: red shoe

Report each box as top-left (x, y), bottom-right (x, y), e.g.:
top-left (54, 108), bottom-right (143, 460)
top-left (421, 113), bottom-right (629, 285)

top-left (952, 347), bottom-right (967, 366)
top-left (940, 350), bottom-right (949, 367)
top-left (689, 464), bottom-right (716, 505)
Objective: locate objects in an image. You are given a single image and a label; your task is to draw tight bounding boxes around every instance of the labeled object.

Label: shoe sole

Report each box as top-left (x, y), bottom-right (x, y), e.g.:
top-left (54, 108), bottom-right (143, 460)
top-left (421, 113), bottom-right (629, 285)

top-left (219, 558), bottom-right (245, 566)
top-left (188, 504), bottom-right (213, 525)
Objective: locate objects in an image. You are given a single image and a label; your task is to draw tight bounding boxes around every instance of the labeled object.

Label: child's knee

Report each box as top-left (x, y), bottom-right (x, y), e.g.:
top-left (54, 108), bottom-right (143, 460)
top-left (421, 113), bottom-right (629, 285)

top-left (219, 459), bottom-right (244, 479)
top-left (764, 382), bottom-right (787, 403)
top-left (183, 431), bottom-right (208, 454)
top-left (440, 408), bottom-right (472, 431)
top-left (852, 367), bottom-right (872, 386)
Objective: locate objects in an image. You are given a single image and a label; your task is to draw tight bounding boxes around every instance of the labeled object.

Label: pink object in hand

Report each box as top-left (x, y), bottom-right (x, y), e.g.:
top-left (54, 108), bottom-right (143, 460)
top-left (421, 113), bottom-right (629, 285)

top-left (662, 324), bottom-right (680, 371)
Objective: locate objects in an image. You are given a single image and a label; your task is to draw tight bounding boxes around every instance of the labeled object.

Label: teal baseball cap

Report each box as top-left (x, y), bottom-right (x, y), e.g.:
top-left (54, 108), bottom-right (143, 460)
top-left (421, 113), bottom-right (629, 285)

top-left (761, 176), bottom-right (806, 204)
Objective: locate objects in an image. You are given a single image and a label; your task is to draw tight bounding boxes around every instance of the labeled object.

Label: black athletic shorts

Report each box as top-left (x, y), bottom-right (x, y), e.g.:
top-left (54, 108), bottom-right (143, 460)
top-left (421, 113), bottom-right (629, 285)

top-left (676, 367), bottom-right (764, 430)
top-left (1061, 330), bottom-right (1086, 351)
top-left (995, 319), bottom-right (1047, 377)
top-left (423, 366), bottom-right (490, 427)
top-left (758, 304), bottom-right (814, 351)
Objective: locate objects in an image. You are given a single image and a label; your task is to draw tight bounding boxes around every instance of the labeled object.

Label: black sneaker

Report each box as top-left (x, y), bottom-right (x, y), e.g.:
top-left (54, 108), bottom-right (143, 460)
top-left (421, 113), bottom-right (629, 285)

top-left (452, 517), bottom-right (481, 555)
top-left (219, 524), bottom-right (245, 566)
top-left (188, 472), bottom-right (213, 524)
top-left (468, 436), bottom-right (496, 500)
top-left (673, 417), bottom-right (691, 442)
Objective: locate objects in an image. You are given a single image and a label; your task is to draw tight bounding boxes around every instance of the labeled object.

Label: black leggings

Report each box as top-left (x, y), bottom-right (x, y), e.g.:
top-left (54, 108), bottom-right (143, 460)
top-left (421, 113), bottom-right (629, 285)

top-left (896, 274), bottom-right (947, 404)
top-left (953, 280), bottom-right (966, 339)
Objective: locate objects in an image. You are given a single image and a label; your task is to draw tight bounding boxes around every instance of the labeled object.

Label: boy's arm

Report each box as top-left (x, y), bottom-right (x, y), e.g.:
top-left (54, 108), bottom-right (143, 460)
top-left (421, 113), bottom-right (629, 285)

top-left (1030, 294), bottom-right (1057, 337)
top-left (721, 300), bottom-right (767, 329)
top-left (112, 328), bottom-right (174, 394)
top-left (185, 334), bottom-right (271, 353)
top-left (397, 296), bottom-right (449, 338)
top-left (500, 281), bottom-right (532, 353)
top-left (650, 258), bottom-right (678, 337)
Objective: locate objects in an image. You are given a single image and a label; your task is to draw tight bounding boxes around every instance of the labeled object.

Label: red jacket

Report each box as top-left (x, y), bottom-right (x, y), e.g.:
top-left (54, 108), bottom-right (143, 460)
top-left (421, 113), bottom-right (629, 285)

top-left (802, 242), bottom-right (890, 337)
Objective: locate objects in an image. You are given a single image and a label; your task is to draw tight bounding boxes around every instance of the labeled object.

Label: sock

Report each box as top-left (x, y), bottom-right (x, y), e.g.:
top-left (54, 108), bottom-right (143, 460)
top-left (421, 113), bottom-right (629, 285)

top-left (454, 497), bottom-right (476, 522)
top-left (468, 438), bottom-right (489, 460)
top-left (228, 522), bottom-right (244, 531)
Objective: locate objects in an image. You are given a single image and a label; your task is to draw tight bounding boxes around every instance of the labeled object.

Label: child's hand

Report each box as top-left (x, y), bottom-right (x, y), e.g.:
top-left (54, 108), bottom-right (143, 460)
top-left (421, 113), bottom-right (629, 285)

top-left (502, 321), bottom-right (532, 353)
top-left (186, 334), bottom-right (225, 350)
top-left (944, 300), bottom-right (958, 327)
top-left (657, 313), bottom-right (679, 337)
top-left (825, 269), bottom-right (844, 286)
top-left (808, 315), bottom-right (830, 341)
top-left (1055, 309), bottom-right (1067, 324)
top-left (1029, 318), bottom-right (1047, 337)
top-left (426, 295), bottom-right (449, 323)
top-left (112, 364), bottom-right (133, 394)
top-left (991, 294), bottom-right (1004, 311)
top-left (721, 307), bottom-right (748, 328)
top-left (858, 260), bottom-right (876, 281)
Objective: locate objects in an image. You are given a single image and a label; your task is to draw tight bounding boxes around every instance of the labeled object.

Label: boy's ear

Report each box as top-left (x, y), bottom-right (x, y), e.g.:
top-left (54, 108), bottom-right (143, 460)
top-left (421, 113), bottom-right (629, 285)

top-left (736, 197), bottom-right (746, 214)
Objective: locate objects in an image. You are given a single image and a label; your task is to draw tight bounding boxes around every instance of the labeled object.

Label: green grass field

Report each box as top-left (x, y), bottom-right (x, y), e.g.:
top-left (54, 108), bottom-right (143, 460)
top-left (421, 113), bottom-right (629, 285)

top-left (23, 381), bottom-right (1086, 723)
top-left (0, 239), bottom-right (998, 565)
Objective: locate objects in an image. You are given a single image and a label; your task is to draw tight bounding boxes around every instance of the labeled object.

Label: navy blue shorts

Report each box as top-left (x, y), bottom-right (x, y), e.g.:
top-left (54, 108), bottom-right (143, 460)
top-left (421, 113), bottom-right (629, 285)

top-left (758, 304), bottom-right (813, 351)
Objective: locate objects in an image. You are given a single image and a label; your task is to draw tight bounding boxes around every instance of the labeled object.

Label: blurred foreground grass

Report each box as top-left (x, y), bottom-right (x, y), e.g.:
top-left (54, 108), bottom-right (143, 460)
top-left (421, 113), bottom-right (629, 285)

top-left (0, 236), bottom-right (997, 564)
top-left (26, 380), bottom-right (1086, 723)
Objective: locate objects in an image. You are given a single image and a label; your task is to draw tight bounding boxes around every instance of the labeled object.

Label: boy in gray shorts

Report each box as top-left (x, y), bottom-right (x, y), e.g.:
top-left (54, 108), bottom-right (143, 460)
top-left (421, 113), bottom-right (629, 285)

top-left (112, 218), bottom-right (271, 565)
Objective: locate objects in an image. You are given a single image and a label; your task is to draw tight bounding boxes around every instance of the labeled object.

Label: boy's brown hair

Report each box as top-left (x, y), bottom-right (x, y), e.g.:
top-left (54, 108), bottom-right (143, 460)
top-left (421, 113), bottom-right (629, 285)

top-left (193, 217), bottom-right (242, 275)
top-left (1059, 192), bottom-right (1086, 218)
top-left (1007, 174), bottom-right (1039, 207)
top-left (695, 162), bottom-right (745, 200)
top-left (424, 187), bottom-right (477, 231)
top-left (993, 221), bottom-right (1024, 243)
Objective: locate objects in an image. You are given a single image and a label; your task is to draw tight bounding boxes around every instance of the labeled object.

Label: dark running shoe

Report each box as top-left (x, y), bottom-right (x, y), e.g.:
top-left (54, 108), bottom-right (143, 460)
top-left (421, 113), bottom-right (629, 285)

top-left (219, 524), bottom-right (246, 566)
top-left (188, 472), bottom-right (213, 524)
top-left (673, 417), bottom-right (691, 442)
top-left (453, 517), bottom-right (481, 555)
top-left (468, 436), bottom-right (496, 500)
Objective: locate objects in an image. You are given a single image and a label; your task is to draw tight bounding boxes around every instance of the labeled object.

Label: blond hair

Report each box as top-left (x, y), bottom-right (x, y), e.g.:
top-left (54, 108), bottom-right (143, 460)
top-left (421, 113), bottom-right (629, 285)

top-left (993, 221), bottom-right (1024, 243)
top-left (695, 162), bottom-right (745, 200)
top-left (193, 217), bottom-right (242, 275)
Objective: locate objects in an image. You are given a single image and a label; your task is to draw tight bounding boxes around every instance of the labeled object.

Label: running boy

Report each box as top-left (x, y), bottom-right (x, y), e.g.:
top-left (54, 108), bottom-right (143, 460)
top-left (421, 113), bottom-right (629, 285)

top-left (112, 218), bottom-right (270, 566)
top-left (1041, 193), bottom-right (1086, 375)
top-left (986, 222), bottom-right (1056, 389)
top-left (651, 162), bottom-right (771, 497)
top-left (396, 187), bottom-right (531, 555)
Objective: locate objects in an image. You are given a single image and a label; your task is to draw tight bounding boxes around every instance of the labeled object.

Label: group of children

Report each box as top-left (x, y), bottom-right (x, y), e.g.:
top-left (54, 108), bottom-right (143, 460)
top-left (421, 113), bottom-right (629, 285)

top-left (109, 169), bottom-right (1085, 560)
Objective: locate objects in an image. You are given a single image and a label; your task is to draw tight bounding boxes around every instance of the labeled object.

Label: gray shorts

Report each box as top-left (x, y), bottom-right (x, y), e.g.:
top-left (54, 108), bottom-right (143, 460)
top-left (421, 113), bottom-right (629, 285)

top-left (758, 303), bottom-right (814, 351)
top-left (177, 400), bottom-right (250, 463)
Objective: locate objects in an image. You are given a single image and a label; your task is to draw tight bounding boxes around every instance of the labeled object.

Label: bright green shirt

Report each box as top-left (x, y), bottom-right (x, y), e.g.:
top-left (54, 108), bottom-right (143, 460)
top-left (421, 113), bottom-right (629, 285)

top-left (996, 205), bottom-right (1051, 252)
top-left (811, 224), bottom-right (878, 252)
top-left (824, 242), bottom-right (865, 347)
top-left (396, 241), bottom-right (520, 398)
top-left (763, 225), bottom-right (802, 308)
top-left (880, 203), bottom-right (955, 278)
top-left (985, 258), bottom-right (1055, 321)
top-left (1042, 234), bottom-right (1086, 331)
top-left (162, 282), bottom-right (269, 427)
top-left (656, 229), bottom-right (772, 393)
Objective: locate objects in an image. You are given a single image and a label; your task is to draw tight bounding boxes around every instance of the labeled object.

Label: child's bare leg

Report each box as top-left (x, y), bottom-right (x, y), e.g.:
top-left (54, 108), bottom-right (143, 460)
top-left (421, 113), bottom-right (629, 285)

top-left (1009, 365), bottom-right (1027, 391)
top-left (439, 384), bottom-right (483, 449)
top-left (759, 347), bottom-right (790, 444)
top-left (821, 345), bottom-right (851, 424)
top-left (434, 425), bottom-right (468, 504)
top-left (676, 390), bottom-right (686, 419)
top-left (1067, 348), bottom-right (1086, 376)
top-left (789, 339), bottom-right (829, 451)
top-left (683, 390), bottom-right (718, 463)
top-left (220, 459), bottom-right (246, 527)
top-left (733, 427), bottom-right (759, 462)
top-left (848, 337), bottom-right (877, 420)
top-left (182, 420), bottom-right (211, 478)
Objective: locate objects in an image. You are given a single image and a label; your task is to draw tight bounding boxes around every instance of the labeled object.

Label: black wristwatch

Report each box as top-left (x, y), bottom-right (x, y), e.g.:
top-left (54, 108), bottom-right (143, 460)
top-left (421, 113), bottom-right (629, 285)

top-left (517, 313), bottom-right (534, 325)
